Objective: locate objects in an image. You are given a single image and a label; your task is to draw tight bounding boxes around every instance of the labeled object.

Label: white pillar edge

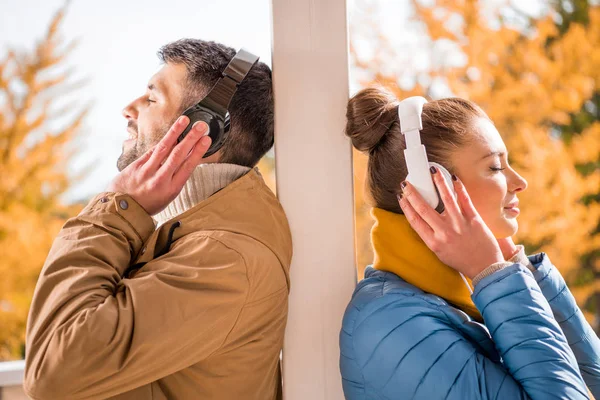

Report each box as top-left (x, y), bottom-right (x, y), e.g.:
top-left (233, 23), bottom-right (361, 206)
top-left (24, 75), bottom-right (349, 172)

top-left (270, 0), bottom-right (357, 398)
top-left (0, 360), bottom-right (25, 386)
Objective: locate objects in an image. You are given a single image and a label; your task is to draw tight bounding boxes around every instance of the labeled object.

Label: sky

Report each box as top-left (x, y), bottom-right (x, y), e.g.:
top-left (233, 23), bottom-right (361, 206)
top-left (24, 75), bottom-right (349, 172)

top-left (0, 0), bottom-right (273, 203)
top-left (0, 0), bottom-right (545, 203)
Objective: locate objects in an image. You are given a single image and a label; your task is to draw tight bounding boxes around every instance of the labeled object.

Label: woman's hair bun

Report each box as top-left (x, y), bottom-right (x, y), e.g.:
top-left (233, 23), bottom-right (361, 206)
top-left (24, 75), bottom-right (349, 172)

top-left (345, 86), bottom-right (399, 153)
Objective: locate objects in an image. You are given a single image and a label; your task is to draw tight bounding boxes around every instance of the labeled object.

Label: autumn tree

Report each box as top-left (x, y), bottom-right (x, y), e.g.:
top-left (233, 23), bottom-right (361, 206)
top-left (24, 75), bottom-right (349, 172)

top-left (257, 150), bottom-right (277, 194)
top-left (0, 5), bottom-right (86, 360)
top-left (350, 0), bottom-right (600, 327)
top-left (549, 0), bottom-right (600, 329)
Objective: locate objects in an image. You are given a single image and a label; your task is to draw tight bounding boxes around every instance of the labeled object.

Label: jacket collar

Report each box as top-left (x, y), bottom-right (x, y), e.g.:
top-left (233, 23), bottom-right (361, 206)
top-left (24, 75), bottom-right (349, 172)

top-left (153, 163), bottom-right (251, 227)
top-left (371, 207), bottom-right (482, 320)
top-left (135, 168), bottom-right (292, 290)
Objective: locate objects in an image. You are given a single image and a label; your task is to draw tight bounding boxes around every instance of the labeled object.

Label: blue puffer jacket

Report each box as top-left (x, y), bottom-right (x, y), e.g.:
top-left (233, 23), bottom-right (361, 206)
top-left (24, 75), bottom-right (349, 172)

top-left (340, 253), bottom-right (600, 399)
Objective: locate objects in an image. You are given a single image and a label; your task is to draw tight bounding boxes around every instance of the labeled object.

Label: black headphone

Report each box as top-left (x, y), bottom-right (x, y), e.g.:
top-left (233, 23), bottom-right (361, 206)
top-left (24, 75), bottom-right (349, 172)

top-left (176, 48), bottom-right (260, 158)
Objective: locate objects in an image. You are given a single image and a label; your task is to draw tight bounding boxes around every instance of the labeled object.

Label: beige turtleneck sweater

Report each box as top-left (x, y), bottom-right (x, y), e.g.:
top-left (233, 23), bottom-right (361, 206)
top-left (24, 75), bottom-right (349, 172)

top-left (153, 163), bottom-right (251, 227)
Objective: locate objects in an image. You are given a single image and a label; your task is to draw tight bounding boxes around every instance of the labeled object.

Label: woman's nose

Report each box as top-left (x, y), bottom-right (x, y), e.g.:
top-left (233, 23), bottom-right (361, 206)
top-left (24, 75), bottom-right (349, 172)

top-left (509, 169), bottom-right (528, 193)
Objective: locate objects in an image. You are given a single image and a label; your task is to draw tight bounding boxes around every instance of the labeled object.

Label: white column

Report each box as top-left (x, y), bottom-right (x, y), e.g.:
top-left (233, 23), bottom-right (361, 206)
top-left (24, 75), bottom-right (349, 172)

top-left (270, 0), bottom-right (356, 399)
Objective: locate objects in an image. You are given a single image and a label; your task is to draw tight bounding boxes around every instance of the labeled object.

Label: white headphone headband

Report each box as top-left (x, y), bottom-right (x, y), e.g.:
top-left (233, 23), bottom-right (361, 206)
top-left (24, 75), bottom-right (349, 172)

top-left (397, 95), bottom-right (470, 294)
top-left (398, 96), bottom-right (427, 134)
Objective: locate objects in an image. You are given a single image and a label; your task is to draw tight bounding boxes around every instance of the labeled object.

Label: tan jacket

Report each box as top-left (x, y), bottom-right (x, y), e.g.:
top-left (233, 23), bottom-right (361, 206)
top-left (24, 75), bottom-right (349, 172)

top-left (23, 169), bottom-right (292, 400)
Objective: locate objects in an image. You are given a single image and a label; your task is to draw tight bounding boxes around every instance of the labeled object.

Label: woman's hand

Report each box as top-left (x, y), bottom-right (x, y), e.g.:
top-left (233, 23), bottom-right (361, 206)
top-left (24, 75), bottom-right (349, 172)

top-left (398, 167), bottom-right (504, 279)
top-left (107, 116), bottom-right (212, 216)
top-left (496, 236), bottom-right (520, 261)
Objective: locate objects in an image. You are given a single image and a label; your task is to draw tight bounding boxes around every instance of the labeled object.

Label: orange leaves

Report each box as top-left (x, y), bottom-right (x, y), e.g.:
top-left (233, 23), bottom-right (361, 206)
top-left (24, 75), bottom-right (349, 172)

top-left (0, 203), bottom-right (77, 360)
top-left (257, 155), bottom-right (277, 194)
top-left (352, 150), bottom-right (373, 278)
top-left (351, 0), bottom-right (600, 320)
top-left (0, 4), bottom-right (86, 360)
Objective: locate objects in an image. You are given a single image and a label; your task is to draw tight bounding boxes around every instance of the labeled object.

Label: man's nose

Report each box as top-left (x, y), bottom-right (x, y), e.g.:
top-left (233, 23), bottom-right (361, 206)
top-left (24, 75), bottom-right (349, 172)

top-left (122, 100), bottom-right (138, 121)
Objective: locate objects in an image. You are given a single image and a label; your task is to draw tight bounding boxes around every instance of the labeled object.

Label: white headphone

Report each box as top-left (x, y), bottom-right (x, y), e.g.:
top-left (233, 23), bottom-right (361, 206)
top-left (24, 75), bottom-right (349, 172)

top-left (398, 96), bottom-right (456, 213)
top-left (398, 96), bottom-right (473, 294)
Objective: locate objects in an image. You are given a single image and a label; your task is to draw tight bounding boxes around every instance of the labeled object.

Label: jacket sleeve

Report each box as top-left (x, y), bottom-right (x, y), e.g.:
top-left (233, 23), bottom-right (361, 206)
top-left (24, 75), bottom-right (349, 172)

top-left (346, 265), bottom-right (589, 400)
top-left (23, 192), bottom-right (249, 400)
top-left (528, 252), bottom-right (600, 398)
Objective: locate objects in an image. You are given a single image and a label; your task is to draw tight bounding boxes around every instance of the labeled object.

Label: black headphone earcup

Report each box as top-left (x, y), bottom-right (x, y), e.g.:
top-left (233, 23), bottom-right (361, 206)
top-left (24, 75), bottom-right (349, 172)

top-left (203, 115), bottom-right (227, 158)
top-left (178, 108), bottom-right (210, 144)
top-left (178, 106), bottom-right (220, 139)
top-left (178, 106), bottom-right (228, 158)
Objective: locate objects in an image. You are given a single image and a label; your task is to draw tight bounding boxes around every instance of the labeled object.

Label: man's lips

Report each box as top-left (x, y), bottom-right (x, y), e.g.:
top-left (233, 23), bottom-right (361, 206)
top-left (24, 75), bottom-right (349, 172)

top-left (126, 128), bottom-right (138, 141)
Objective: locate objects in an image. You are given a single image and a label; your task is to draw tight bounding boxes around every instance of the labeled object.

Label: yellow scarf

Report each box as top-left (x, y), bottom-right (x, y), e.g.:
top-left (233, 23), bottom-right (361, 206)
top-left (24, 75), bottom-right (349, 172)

top-left (371, 207), bottom-right (482, 321)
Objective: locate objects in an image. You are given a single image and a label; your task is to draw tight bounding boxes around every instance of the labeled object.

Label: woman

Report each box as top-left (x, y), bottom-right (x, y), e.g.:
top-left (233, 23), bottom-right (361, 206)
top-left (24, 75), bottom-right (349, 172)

top-left (339, 87), bottom-right (600, 399)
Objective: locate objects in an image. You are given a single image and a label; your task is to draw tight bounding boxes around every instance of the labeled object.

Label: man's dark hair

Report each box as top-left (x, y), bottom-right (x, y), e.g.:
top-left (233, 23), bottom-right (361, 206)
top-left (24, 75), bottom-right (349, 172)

top-left (158, 39), bottom-right (274, 168)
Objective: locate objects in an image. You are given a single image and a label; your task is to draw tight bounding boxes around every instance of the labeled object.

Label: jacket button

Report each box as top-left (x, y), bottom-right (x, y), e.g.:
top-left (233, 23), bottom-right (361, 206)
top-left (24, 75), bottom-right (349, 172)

top-left (119, 199), bottom-right (129, 210)
top-left (100, 197), bottom-right (109, 203)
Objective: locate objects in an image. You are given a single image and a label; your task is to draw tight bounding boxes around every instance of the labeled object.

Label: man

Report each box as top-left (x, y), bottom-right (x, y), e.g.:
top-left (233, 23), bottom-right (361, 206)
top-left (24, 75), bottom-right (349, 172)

top-left (23, 39), bottom-right (292, 399)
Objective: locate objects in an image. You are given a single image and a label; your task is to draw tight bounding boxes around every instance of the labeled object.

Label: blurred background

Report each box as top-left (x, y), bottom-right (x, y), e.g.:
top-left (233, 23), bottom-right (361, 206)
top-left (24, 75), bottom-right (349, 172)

top-left (350, 0), bottom-right (600, 331)
top-left (0, 0), bottom-right (599, 374)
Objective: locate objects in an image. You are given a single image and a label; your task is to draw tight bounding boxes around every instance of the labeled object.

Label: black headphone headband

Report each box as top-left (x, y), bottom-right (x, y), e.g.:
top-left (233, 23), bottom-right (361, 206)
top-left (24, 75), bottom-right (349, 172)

top-left (201, 49), bottom-right (260, 116)
top-left (176, 48), bottom-right (260, 157)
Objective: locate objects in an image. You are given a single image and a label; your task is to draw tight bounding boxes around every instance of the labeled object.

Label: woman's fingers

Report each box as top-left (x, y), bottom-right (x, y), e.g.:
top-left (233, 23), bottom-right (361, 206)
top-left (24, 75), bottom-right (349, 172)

top-left (398, 194), bottom-right (435, 245)
top-left (159, 121), bottom-right (209, 176)
top-left (430, 166), bottom-right (460, 219)
top-left (146, 116), bottom-right (191, 171)
top-left (452, 175), bottom-right (478, 220)
top-left (172, 136), bottom-right (212, 188)
top-left (400, 181), bottom-right (444, 232)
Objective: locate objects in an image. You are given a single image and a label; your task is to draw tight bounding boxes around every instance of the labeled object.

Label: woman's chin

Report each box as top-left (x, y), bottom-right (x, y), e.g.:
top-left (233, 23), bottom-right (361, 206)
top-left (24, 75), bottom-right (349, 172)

top-left (493, 218), bottom-right (518, 238)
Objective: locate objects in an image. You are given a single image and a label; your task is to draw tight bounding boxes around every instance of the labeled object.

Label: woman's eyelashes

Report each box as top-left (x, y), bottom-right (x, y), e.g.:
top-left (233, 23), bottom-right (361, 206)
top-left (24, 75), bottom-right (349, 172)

top-left (490, 155), bottom-right (508, 172)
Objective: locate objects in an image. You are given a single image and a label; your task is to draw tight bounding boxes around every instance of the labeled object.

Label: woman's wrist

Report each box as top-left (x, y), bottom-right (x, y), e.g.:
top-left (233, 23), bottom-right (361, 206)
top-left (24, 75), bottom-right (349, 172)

top-left (472, 260), bottom-right (514, 286)
top-left (508, 245), bottom-right (536, 272)
top-left (497, 237), bottom-right (519, 261)
top-left (464, 250), bottom-right (505, 280)
top-left (471, 246), bottom-right (536, 286)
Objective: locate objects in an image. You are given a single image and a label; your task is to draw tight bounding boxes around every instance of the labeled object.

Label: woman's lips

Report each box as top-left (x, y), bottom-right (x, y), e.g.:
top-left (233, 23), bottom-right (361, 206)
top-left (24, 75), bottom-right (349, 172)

top-left (503, 199), bottom-right (520, 215)
top-left (503, 206), bottom-right (520, 215)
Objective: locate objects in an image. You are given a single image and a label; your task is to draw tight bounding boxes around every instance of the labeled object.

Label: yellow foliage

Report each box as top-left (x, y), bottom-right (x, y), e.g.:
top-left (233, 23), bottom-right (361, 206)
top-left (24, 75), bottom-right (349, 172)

top-left (257, 153), bottom-right (277, 194)
top-left (0, 6), bottom-right (86, 360)
top-left (351, 0), bottom-right (600, 324)
top-left (353, 149), bottom-right (373, 278)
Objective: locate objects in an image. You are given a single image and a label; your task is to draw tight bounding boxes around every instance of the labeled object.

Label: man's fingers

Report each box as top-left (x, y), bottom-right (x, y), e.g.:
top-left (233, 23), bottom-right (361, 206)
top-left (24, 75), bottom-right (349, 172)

top-left (146, 116), bottom-right (191, 170)
top-left (172, 136), bottom-right (212, 188)
top-left (401, 181), bottom-right (444, 232)
top-left (160, 121), bottom-right (209, 176)
top-left (131, 147), bottom-right (154, 169)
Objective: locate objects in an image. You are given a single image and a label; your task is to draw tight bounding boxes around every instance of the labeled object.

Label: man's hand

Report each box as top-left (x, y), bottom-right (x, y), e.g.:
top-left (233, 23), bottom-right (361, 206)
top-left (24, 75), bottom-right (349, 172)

top-left (107, 116), bottom-right (211, 216)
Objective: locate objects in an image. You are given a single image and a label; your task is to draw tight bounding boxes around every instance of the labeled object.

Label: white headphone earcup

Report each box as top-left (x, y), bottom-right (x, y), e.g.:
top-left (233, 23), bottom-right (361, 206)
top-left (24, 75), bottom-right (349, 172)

top-left (429, 162), bottom-right (456, 199)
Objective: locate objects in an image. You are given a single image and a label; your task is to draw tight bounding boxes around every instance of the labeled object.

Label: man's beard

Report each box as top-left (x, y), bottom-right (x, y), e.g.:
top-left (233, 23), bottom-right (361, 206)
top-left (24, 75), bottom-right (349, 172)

top-left (116, 119), bottom-right (174, 172)
top-left (116, 143), bottom-right (141, 172)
